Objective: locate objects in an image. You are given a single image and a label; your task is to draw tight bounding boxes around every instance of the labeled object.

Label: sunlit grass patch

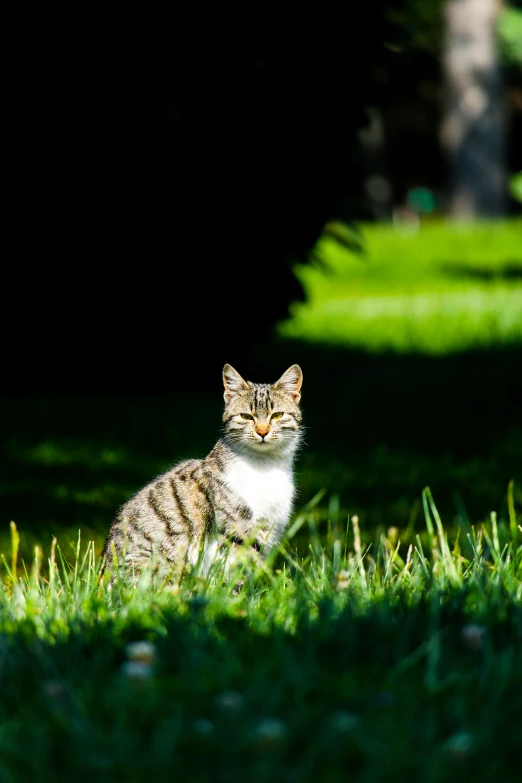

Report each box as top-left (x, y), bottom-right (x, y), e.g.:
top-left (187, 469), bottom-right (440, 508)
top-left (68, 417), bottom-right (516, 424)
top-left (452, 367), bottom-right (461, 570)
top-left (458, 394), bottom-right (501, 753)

top-left (278, 220), bottom-right (522, 354)
top-left (280, 284), bottom-right (522, 353)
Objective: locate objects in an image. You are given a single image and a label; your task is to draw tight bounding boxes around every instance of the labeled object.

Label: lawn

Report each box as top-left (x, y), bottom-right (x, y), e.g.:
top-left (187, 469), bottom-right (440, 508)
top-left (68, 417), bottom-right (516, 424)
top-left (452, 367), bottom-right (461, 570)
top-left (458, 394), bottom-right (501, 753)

top-left (279, 220), bottom-right (522, 353)
top-left (1, 218), bottom-right (522, 780)
top-left (2, 490), bottom-right (522, 781)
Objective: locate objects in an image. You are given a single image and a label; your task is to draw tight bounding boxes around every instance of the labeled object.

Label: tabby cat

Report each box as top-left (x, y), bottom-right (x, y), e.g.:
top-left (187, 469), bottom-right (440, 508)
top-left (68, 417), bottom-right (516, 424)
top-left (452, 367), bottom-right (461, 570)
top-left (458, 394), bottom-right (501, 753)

top-left (101, 364), bottom-right (303, 582)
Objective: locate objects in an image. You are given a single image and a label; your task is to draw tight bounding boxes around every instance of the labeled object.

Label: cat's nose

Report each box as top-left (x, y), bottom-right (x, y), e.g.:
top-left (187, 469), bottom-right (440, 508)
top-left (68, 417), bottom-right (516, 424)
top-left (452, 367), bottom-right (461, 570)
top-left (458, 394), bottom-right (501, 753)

top-left (256, 426), bottom-right (270, 438)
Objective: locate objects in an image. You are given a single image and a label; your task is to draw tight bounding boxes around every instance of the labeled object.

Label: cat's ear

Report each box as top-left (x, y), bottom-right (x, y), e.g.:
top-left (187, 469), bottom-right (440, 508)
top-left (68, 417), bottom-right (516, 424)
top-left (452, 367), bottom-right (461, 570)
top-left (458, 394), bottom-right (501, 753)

top-left (223, 364), bottom-right (250, 402)
top-left (273, 364), bottom-right (303, 402)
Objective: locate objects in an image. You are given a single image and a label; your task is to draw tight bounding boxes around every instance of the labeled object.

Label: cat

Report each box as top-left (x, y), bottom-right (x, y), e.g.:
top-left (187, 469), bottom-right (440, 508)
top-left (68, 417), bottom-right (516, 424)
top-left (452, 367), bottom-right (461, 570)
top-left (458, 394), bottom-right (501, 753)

top-left (101, 363), bottom-right (303, 584)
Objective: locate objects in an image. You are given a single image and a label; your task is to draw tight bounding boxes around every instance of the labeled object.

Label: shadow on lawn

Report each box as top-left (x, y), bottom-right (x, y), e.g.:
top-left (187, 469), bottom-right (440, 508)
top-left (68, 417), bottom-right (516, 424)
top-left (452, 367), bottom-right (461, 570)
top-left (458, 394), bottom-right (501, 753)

top-left (1, 338), bottom-right (521, 562)
top-left (439, 261), bottom-right (522, 282)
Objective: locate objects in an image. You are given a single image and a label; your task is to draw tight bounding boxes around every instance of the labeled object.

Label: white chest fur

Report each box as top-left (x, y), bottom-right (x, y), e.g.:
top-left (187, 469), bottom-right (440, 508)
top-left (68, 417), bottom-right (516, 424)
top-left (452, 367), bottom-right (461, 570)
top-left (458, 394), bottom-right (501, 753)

top-left (224, 454), bottom-right (295, 546)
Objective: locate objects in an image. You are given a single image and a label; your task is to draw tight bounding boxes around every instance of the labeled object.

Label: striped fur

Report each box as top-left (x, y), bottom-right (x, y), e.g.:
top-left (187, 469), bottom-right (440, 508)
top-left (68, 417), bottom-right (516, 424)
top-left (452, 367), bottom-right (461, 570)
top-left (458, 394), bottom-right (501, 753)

top-left (101, 364), bottom-right (303, 581)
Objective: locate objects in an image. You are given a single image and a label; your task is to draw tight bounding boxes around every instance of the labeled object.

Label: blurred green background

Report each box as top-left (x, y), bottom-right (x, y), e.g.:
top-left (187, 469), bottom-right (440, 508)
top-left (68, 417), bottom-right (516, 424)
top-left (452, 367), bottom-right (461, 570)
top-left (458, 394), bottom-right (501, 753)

top-left (2, 219), bottom-right (521, 566)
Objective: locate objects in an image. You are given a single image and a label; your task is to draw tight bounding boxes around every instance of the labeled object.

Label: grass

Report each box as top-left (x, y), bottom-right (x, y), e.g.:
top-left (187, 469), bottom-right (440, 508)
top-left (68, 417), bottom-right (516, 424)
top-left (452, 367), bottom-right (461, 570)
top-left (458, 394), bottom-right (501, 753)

top-left (1, 218), bottom-right (522, 779)
top-left (1, 487), bottom-right (522, 781)
top-left (279, 220), bottom-right (522, 353)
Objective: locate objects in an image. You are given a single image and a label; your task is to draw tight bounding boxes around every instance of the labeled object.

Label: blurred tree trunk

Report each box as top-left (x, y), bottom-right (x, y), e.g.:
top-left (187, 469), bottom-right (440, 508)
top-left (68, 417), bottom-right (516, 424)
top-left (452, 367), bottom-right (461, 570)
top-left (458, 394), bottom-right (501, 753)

top-left (441, 0), bottom-right (508, 217)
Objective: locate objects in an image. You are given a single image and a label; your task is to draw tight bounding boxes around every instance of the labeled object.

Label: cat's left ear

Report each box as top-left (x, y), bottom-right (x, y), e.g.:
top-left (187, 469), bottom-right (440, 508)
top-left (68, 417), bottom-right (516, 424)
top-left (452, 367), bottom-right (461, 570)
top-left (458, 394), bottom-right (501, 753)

top-left (274, 364), bottom-right (303, 402)
top-left (223, 364), bottom-right (250, 402)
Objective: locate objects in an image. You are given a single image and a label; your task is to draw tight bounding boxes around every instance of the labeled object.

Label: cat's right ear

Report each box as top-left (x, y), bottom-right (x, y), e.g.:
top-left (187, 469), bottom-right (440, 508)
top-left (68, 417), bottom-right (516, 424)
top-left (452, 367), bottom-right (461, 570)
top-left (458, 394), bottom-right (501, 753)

top-left (223, 364), bottom-right (249, 402)
top-left (274, 364), bottom-right (303, 402)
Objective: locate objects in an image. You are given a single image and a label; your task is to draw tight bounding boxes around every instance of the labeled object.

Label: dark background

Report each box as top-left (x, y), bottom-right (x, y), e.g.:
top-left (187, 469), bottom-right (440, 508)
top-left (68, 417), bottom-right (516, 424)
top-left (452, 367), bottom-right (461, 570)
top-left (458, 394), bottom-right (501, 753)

top-left (1, 13), bottom-right (521, 556)
top-left (3, 13), bottom-right (521, 392)
top-left (3, 17), bottom-right (392, 393)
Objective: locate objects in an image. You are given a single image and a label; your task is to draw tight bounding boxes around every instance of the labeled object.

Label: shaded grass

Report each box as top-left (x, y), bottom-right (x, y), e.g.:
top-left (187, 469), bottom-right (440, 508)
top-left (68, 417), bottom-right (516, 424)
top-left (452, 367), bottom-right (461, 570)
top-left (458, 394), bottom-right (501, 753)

top-left (2, 359), bottom-right (521, 564)
top-left (2, 346), bottom-right (522, 560)
top-left (0, 392), bottom-right (222, 562)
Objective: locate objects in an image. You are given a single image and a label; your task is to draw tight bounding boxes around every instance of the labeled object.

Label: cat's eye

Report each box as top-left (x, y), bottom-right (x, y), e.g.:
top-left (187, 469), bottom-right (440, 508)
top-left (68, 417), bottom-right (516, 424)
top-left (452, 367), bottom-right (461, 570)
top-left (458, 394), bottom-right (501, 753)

top-left (240, 413), bottom-right (254, 420)
top-left (271, 411), bottom-right (284, 420)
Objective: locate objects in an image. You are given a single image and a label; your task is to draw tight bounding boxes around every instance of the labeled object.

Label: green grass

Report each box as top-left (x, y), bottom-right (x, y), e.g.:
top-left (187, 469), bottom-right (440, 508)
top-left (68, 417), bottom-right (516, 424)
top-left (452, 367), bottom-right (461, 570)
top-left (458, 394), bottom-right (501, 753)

top-left (1, 219), bottom-right (522, 779)
top-left (279, 220), bottom-right (522, 353)
top-left (2, 487), bottom-right (522, 781)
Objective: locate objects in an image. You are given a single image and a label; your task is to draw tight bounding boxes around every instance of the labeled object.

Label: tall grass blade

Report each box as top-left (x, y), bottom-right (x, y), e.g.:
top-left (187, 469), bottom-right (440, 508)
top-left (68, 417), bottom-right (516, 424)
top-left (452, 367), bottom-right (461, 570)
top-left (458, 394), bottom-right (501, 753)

top-left (10, 521), bottom-right (19, 583)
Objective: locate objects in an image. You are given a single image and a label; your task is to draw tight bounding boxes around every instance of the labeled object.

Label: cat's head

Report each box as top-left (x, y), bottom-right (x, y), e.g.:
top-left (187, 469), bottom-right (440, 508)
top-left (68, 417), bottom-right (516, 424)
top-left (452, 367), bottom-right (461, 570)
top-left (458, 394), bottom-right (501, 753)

top-left (222, 364), bottom-right (303, 456)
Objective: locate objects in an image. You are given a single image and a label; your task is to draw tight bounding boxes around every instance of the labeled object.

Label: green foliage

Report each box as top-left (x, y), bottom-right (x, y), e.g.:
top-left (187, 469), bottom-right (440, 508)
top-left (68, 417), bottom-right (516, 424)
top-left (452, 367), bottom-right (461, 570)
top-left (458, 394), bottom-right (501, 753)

top-left (1, 487), bottom-right (522, 781)
top-left (498, 6), bottom-right (522, 69)
top-left (386, 0), bottom-right (442, 55)
top-left (510, 171), bottom-right (522, 204)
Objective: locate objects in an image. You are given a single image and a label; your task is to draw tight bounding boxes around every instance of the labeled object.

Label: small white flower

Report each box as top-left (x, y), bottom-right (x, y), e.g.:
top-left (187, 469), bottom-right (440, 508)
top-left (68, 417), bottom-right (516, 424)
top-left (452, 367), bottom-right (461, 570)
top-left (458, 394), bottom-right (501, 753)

top-left (252, 718), bottom-right (287, 749)
top-left (442, 731), bottom-right (474, 759)
top-left (121, 660), bottom-right (154, 682)
top-left (43, 680), bottom-right (65, 700)
top-left (461, 624), bottom-right (486, 651)
top-left (215, 690), bottom-right (244, 712)
top-left (193, 719), bottom-right (215, 736)
top-left (125, 641), bottom-right (157, 664)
